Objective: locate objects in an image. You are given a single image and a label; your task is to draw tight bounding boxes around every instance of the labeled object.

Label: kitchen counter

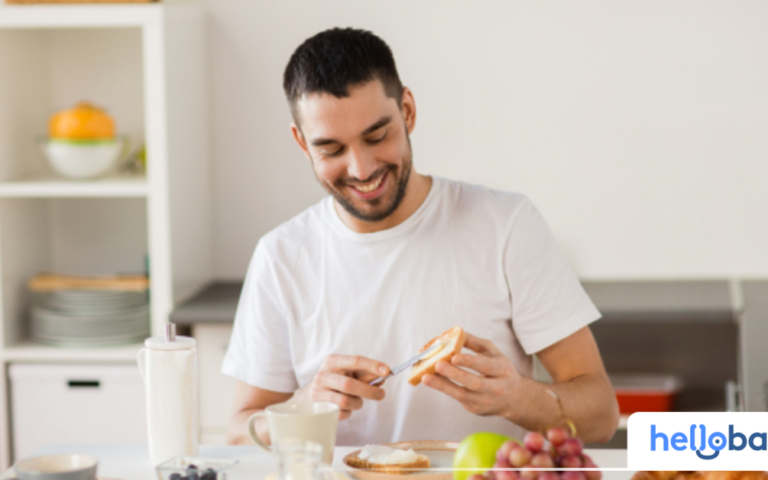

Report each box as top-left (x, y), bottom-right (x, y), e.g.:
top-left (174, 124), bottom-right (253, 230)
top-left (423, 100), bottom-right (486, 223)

top-left (3, 444), bottom-right (631, 480)
top-left (170, 282), bottom-right (243, 325)
top-left (171, 280), bottom-right (738, 325)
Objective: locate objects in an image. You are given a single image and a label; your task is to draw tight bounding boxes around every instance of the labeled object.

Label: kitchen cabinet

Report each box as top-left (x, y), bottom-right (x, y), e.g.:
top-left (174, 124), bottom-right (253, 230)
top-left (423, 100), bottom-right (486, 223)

top-left (9, 363), bottom-right (147, 461)
top-left (0, 4), bottom-right (212, 469)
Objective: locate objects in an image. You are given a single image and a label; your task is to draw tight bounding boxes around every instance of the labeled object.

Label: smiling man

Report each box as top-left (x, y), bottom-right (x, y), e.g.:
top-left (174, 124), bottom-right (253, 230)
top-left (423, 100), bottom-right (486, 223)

top-left (223, 28), bottom-right (619, 446)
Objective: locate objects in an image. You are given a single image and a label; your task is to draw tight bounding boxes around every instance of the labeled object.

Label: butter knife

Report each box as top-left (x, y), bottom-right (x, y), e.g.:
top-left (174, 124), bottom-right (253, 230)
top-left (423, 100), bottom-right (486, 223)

top-left (369, 341), bottom-right (445, 386)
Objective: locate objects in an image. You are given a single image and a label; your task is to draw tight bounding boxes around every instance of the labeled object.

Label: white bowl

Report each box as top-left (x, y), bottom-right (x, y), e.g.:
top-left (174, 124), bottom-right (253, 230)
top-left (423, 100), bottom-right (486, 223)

top-left (43, 138), bottom-right (127, 179)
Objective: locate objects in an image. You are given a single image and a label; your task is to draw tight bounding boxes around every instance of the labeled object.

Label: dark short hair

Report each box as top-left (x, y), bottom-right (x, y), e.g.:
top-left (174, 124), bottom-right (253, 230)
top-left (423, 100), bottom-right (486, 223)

top-left (283, 28), bottom-right (403, 122)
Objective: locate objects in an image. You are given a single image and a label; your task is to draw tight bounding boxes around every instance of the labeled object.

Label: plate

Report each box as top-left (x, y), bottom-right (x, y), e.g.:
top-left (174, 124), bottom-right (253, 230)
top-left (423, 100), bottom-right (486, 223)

top-left (343, 441), bottom-right (458, 480)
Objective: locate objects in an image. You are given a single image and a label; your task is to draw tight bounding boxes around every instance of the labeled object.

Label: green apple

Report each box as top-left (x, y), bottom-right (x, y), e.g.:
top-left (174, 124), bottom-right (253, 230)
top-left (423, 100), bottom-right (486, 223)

top-left (453, 432), bottom-right (521, 480)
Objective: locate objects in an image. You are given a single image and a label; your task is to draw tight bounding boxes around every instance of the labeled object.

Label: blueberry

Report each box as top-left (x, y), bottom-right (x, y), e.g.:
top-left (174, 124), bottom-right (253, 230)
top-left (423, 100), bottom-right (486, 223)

top-left (169, 474), bottom-right (182, 480)
top-left (201, 472), bottom-right (216, 480)
top-left (187, 465), bottom-right (199, 472)
top-left (188, 473), bottom-right (199, 480)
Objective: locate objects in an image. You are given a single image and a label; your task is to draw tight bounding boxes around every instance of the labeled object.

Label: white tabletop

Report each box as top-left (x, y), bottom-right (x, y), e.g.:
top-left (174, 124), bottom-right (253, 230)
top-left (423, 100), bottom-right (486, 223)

top-left (6, 444), bottom-right (631, 480)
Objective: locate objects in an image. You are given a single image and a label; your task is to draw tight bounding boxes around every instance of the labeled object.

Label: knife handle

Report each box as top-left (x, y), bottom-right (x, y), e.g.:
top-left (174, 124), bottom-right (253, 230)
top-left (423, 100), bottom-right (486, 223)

top-left (369, 375), bottom-right (388, 386)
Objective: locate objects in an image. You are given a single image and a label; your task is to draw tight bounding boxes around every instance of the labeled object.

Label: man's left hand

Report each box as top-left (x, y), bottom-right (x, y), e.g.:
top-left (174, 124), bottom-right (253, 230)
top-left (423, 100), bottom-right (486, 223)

top-left (422, 332), bottom-right (519, 418)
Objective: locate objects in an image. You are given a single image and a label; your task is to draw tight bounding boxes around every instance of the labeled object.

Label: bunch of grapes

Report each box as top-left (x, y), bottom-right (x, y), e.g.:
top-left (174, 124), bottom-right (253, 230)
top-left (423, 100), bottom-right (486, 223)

top-left (467, 427), bottom-right (601, 480)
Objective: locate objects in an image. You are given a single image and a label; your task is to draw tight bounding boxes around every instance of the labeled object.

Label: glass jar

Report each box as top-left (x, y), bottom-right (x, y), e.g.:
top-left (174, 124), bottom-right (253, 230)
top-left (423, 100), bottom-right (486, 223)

top-left (275, 440), bottom-right (335, 480)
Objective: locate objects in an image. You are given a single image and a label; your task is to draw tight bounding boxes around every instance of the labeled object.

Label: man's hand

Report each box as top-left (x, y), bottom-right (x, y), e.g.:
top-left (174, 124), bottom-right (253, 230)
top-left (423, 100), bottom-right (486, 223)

top-left (291, 354), bottom-right (390, 420)
top-left (422, 328), bottom-right (619, 444)
top-left (422, 333), bottom-right (520, 417)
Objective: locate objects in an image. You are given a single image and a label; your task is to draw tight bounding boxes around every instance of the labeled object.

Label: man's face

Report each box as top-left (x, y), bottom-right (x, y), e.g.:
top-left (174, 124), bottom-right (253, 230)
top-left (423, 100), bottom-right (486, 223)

top-left (291, 80), bottom-right (415, 222)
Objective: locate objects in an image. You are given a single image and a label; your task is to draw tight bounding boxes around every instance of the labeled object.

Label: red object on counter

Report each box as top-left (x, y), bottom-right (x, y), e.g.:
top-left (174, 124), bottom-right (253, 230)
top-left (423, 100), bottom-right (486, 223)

top-left (610, 374), bottom-right (684, 414)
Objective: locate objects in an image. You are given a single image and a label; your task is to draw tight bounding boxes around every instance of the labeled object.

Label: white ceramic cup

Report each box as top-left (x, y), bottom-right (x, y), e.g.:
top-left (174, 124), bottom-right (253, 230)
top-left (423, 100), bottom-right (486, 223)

top-left (247, 401), bottom-right (339, 464)
top-left (10, 454), bottom-right (97, 480)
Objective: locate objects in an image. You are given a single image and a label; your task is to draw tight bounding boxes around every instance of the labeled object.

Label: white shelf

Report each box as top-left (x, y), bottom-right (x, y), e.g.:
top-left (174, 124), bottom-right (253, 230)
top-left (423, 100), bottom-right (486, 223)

top-left (0, 174), bottom-right (148, 198)
top-left (1, 341), bottom-right (143, 363)
top-left (0, 4), bottom-right (163, 29)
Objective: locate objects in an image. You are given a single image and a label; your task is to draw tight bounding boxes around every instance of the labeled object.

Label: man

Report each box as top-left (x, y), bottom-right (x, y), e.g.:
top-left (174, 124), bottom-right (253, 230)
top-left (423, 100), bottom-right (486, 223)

top-left (223, 28), bottom-right (619, 446)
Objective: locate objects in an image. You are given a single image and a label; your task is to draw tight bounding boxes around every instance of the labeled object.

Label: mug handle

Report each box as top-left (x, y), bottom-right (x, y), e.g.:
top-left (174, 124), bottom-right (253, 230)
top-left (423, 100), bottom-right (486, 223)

top-left (136, 348), bottom-right (147, 382)
top-left (247, 411), bottom-right (272, 453)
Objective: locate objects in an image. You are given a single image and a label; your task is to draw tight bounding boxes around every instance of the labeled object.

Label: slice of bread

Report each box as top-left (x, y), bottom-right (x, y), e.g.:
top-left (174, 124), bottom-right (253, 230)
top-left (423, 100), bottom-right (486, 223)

top-left (346, 452), bottom-right (431, 475)
top-left (407, 326), bottom-right (467, 386)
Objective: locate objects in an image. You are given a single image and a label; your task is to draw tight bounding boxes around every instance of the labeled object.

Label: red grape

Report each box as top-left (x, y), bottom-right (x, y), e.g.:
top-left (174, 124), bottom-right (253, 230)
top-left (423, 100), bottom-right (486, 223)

top-left (538, 473), bottom-right (559, 480)
top-left (495, 471), bottom-right (519, 480)
top-left (508, 447), bottom-right (532, 468)
top-left (495, 458), bottom-right (512, 470)
top-left (582, 454), bottom-right (601, 480)
top-left (497, 442), bottom-right (516, 463)
top-left (468, 475), bottom-right (486, 480)
top-left (546, 427), bottom-right (569, 447)
top-left (557, 438), bottom-right (583, 457)
top-left (519, 469), bottom-right (539, 479)
top-left (529, 452), bottom-right (554, 469)
top-left (559, 455), bottom-right (582, 469)
top-left (561, 473), bottom-right (586, 480)
top-left (523, 432), bottom-right (545, 453)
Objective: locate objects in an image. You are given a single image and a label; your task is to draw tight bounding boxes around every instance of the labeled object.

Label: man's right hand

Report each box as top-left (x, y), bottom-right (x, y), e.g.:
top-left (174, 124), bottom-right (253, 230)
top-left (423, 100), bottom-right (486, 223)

top-left (291, 354), bottom-right (390, 420)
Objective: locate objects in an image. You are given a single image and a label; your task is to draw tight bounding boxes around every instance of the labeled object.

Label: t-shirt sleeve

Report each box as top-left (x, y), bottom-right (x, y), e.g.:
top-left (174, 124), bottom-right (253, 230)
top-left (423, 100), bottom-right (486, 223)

top-left (221, 240), bottom-right (299, 393)
top-left (503, 198), bottom-right (601, 354)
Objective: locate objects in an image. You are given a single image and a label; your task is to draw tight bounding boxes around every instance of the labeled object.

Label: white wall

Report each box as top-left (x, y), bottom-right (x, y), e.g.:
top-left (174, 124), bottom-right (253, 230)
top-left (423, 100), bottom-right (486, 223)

top-left (206, 0), bottom-right (768, 280)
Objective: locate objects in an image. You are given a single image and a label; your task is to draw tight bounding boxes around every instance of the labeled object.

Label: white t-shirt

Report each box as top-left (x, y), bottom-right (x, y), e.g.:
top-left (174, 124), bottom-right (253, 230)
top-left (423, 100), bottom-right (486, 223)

top-left (222, 176), bottom-right (600, 445)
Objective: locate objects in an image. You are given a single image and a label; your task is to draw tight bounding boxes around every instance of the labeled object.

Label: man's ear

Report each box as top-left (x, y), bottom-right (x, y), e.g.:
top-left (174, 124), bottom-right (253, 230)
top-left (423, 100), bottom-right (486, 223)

top-left (401, 87), bottom-right (417, 135)
top-left (290, 122), bottom-right (313, 162)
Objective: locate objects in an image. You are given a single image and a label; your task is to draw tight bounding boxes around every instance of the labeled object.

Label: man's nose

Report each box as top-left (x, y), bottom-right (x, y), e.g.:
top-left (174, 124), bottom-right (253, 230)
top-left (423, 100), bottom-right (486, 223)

top-left (346, 146), bottom-right (378, 181)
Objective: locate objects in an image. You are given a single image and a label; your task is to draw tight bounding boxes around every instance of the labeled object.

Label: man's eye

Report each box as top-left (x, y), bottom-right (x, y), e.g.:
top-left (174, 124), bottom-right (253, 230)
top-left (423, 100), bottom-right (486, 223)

top-left (322, 147), bottom-right (344, 158)
top-left (366, 132), bottom-right (387, 144)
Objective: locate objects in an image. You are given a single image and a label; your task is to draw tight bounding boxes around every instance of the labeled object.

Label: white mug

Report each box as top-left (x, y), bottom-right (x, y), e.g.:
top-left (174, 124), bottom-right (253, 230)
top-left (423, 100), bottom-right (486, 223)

top-left (248, 401), bottom-right (339, 464)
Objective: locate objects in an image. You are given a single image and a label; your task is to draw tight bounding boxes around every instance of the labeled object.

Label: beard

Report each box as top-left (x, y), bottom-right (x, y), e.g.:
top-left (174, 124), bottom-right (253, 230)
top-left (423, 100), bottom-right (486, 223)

top-left (318, 138), bottom-right (413, 223)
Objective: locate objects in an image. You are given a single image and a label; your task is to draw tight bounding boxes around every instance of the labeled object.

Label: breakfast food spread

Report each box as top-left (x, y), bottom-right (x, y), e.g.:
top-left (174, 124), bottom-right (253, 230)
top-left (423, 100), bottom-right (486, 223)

top-left (346, 445), bottom-right (431, 474)
top-left (408, 326), bottom-right (467, 386)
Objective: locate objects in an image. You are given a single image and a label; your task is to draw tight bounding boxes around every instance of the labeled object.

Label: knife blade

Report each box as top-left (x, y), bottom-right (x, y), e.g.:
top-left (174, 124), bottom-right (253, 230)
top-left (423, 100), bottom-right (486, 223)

top-left (369, 341), bottom-right (445, 386)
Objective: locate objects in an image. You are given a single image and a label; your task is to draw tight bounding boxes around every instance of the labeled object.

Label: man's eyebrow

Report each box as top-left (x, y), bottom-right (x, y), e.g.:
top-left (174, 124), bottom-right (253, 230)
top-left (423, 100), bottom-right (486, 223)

top-left (362, 116), bottom-right (391, 136)
top-left (310, 137), bottom-right (339, 147)
top-left (309, 116), bottom-right (392, 147)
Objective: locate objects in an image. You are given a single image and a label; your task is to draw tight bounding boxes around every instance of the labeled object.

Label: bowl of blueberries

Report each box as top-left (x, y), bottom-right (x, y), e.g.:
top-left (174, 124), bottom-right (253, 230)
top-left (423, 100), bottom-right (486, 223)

top-left (156, 456), bottom-right (239, 480)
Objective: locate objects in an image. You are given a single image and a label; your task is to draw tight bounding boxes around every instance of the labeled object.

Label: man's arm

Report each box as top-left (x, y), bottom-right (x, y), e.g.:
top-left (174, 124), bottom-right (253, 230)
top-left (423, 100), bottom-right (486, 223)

top-left (227, 382), bottom-right (292, 445)
top-left (227, 354), bottom-right (390, 445)
top-left (422, 327), bottom-right (619, 443)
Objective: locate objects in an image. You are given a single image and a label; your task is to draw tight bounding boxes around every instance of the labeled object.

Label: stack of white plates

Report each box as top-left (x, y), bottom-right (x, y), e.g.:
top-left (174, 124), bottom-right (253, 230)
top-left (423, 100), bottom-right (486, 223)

top-left (30, 290), bottom-right (150, 347)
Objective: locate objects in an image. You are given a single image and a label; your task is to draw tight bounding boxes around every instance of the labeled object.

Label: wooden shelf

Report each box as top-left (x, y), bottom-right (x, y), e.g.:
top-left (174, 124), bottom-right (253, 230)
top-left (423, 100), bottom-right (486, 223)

top-left (1, 341), bottom-right (143, 363)
top-left (0, 174), bottom-right (148, 198)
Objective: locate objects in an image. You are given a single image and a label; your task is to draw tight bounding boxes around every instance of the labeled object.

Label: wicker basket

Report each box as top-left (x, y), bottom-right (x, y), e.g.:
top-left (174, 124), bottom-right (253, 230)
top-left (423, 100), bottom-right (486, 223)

top-left (5, 0), bottom-right (157, 3)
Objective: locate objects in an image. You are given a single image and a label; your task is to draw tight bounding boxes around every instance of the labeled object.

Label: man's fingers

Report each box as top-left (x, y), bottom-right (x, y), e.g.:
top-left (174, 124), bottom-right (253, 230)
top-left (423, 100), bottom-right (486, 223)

top-left (422, 372), bottom-right (474, 403)
top-left (463, 333), bottom-right (503, 357)
top-left (451, 352), bottom-right (507, 377)
top-left (322, 371), bottom-right (385, 401)
top-left (312, 388), bottom-right (364, 412)
top-left (435, 360), bottom-right (485, 391)
top-left (325, 354), bottom-right (390, 377)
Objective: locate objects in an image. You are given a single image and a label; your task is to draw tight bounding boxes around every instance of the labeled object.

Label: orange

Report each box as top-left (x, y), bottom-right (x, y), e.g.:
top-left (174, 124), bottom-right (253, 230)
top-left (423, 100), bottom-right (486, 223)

top-left (49, 102), bottom-right (115, 140)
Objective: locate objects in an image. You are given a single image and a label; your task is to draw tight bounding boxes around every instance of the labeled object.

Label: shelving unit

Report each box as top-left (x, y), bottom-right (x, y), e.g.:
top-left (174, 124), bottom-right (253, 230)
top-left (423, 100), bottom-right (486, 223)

top-left (0, 3), bottom-right (211, 469)
top-left (0, 174), bottom-right (148, 198)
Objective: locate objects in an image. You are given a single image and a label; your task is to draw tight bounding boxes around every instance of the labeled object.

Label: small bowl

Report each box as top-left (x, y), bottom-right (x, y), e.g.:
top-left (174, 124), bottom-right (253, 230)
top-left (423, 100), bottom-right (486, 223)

top-left (42, 137), bottom-right (129, 179)
top-left (155, 456), bottom-right (238, 480)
